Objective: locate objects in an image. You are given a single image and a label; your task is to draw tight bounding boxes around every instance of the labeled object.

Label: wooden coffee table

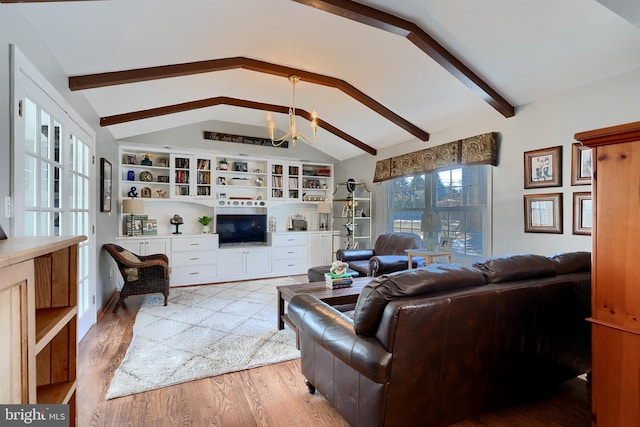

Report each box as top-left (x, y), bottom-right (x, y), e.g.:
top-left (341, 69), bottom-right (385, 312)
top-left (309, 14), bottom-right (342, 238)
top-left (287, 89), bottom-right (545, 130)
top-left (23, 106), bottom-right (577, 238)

top-left (277, 276), bottom-right (370, 331)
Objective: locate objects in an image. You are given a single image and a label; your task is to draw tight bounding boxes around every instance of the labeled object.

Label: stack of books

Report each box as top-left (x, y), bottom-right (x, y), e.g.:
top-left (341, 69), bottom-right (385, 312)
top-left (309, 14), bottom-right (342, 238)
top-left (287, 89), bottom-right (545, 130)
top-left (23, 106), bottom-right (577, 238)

top-left (325, 272), bottom-right (353, 289)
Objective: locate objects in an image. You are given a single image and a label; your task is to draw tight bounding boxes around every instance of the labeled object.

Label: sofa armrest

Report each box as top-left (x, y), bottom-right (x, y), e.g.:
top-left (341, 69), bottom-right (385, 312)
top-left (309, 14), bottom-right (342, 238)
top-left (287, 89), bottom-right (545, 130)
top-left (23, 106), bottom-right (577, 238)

top-left (370, 255), bottom-right (425, 277)
top-left (336, 248), bottom-right (375, 262)
top-left (288, 293), bottom-right (392, 384)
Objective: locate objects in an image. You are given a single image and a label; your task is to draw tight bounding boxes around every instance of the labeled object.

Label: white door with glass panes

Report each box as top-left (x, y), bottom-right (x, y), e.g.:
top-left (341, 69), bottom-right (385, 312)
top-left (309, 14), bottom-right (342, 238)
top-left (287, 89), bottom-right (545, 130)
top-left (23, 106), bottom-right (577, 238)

top-left (12, 46), bottom-right (97, 339)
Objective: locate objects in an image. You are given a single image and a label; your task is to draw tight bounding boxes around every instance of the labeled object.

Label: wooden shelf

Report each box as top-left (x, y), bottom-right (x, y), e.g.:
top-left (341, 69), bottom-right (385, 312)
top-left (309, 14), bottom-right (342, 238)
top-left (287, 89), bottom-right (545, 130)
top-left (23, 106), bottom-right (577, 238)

top-left (37, 380), bottom-right (76, 404)
top-left (35, 306), bottom-right (77, 353)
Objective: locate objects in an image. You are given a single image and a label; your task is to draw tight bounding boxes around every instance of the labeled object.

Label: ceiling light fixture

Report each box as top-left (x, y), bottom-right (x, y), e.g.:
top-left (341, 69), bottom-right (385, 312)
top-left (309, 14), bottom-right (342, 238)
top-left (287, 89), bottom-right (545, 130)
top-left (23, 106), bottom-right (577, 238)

top-left (266, 75), bottom-right (317, 147)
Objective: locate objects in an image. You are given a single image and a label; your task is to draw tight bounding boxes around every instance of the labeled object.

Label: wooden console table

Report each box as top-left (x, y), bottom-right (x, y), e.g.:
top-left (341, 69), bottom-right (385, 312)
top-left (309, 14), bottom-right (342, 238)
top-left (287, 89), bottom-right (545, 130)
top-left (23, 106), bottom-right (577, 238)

top-left (405, 249), bottom-right (452, 268)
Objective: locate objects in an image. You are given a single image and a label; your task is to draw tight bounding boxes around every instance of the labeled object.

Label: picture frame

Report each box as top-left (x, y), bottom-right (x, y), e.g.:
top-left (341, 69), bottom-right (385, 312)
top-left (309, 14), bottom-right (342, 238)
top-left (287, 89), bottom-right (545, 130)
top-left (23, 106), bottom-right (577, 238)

top-left (142, 219), bottom-right (158, 235)
top-left (140, 187), bottom-right (152, 198)
top-left (524, 193), bottom-right (563, 233)
top-left (157, 158), bottom-right (168, 168)
top-left (571, 143), bottom-right (592, 186)
top-left (573, 192), bottom-right (592, 235)
top-left (218, 192), bottom-right (227, 199)
top-left (125, 154), bottom-right (137, 165)
top-left (439, 236), bottom-right (452, 252)
top-left (124, 214), bottom-right (148, 236)
top-left (100, 158), bottom-right (112, 212)
top-left (524, 146), bottom-right (562, 189)
top-left (233, 161), bottom-right (248, 172)
top-left (157, 175), bottom-right (170, 183)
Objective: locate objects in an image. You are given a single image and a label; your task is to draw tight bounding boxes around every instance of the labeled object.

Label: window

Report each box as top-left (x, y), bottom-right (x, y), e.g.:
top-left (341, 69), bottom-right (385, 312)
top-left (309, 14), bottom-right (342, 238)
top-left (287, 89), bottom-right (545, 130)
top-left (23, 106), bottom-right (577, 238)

top-left (388, 165), bottom-right (491, 259)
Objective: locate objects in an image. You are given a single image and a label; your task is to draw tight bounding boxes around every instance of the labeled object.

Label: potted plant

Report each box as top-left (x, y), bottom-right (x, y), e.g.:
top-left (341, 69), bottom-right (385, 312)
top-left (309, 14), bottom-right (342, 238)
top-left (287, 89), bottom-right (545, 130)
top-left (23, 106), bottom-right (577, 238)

top-left (218, 158), bottom-right (228, 170)
top-left (197, 216), bottom-right (213, 233)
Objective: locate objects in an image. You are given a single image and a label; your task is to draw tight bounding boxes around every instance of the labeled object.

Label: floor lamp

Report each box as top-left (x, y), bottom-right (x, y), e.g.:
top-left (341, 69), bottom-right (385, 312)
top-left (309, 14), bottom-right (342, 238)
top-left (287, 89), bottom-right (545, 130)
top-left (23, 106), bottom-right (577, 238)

top-left (123, 198), bottom-right (144, 236)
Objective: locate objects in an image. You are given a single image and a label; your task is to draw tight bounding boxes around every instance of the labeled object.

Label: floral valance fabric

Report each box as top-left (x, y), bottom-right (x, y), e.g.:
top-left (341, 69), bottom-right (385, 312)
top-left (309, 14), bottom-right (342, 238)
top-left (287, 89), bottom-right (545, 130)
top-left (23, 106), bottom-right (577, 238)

top-left (373, 132), bottom-right (498, 183)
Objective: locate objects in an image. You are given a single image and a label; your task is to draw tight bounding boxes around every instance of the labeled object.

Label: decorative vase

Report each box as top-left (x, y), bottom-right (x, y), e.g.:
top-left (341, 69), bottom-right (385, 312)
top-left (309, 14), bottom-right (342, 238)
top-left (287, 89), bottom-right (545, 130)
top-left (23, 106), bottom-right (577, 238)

top-left (202, 225), bottom-right (209, 234)
top-left (127, 170), bottom-right (135, 181)
top-left (141, 158), bottom-right (152, 166)
top-left (219, 163), bottom-right (228, 170)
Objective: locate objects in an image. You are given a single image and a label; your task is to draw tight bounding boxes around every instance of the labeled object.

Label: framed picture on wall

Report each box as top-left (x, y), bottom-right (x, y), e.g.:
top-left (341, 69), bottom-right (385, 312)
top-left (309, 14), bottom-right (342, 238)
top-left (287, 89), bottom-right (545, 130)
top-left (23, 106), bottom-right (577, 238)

top-left (524, 193), bottom-right (563, 234)
top-left (100, 158), bottom-right (112, 212)
top-left (571, 143), bottom-right (592, 185)
top-left (573, 192), bottom-right (592, 235)
top-left (524, 146), bottom-right (562, 189)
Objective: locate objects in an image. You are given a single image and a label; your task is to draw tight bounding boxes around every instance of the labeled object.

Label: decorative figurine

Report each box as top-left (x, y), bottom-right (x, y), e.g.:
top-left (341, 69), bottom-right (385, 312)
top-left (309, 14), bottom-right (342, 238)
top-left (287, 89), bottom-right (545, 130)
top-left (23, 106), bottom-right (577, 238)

top-left (170, 214), bottom-right (184, 234)
top-left (127, 186), bottom-right (138, 197)
top-left (127, 170), bottom-right (135, 181)
top-left (330, 261), bottom-right (349, 276)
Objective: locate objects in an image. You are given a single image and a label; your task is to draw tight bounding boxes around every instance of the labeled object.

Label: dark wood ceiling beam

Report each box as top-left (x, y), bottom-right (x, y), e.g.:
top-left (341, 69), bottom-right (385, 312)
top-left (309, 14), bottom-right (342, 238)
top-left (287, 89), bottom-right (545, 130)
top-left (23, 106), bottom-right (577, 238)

top-left (292, 0), bottom-right (515, 118)
top-left (100, 96), bottom-right (377, 156)
top-left (69, 56), bottom-right (429, 142)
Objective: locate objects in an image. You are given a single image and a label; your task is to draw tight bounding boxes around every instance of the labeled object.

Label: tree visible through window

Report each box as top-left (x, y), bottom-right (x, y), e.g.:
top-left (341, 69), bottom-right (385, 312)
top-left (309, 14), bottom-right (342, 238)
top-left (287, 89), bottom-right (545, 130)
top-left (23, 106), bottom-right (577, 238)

top-left (388, 166), bottom-right (490, 257)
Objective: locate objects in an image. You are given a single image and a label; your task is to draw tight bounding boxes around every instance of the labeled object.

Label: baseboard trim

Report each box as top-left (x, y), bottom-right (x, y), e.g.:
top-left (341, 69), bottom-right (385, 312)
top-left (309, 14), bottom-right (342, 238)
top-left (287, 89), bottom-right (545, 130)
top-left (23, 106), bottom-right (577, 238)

top-left (98, 290), bottom-right (119, 320)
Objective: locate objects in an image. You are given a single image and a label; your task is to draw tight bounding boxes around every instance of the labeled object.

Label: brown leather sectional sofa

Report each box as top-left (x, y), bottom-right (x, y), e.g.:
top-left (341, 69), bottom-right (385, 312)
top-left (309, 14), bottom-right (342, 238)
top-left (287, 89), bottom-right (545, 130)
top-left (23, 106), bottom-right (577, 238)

top-left (288, 252), bottom-right (591, 427)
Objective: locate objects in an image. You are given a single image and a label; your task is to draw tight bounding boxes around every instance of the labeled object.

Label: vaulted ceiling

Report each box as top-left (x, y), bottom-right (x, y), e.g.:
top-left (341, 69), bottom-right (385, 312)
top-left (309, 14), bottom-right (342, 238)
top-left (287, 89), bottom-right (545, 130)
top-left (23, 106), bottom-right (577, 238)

top-left (6, 0), bottom-right (640, 160)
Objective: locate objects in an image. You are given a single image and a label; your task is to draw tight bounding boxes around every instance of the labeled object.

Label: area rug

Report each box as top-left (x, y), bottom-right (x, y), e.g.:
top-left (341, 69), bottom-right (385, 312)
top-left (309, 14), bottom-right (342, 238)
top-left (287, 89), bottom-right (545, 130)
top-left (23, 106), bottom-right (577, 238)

top-left (105, 277), bottom-right (300, 399)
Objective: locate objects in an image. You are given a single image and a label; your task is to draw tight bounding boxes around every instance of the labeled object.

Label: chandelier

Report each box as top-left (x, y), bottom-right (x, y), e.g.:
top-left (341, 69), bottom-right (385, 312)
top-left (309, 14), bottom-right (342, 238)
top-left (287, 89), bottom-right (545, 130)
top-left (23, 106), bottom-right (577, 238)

top-left (266, 75), bottom-right (318, 147)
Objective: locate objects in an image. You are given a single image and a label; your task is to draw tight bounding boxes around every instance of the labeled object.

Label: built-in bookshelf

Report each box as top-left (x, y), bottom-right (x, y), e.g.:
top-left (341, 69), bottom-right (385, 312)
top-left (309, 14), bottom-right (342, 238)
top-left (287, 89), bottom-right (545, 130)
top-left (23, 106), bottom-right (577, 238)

top-left (117, 146), bottom-right (333, 211)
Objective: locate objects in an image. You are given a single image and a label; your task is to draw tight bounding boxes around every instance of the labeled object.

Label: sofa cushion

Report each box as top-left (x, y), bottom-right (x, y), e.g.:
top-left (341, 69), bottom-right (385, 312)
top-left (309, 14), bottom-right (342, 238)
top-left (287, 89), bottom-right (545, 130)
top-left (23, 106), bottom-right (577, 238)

top-left (472, 254), bottom-right (556, 283)
top-left (549, 251), bottom-right (591, 275)
top-left (353, 264), bottom-right (486, 336)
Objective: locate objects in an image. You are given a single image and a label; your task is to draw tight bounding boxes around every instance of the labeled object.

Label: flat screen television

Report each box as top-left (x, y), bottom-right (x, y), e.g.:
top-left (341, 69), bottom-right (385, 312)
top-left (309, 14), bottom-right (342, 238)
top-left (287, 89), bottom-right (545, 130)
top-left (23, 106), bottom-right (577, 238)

top-left (216, 214), bottom-right (267, 245)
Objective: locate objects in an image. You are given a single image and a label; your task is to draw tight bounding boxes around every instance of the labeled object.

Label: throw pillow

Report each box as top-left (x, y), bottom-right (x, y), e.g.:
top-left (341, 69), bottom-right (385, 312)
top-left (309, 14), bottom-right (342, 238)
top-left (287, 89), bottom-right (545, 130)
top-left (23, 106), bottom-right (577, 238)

top-left (353, 264), bottom-right (486, 336)
top-left (119, 249), bottom-right (140, 281)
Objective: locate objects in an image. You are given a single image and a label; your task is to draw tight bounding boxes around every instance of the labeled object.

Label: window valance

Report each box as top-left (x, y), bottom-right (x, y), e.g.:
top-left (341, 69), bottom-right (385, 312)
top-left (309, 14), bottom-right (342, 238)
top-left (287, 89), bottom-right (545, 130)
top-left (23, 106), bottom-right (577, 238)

top-left (373, 132), bottom-right (498, 182)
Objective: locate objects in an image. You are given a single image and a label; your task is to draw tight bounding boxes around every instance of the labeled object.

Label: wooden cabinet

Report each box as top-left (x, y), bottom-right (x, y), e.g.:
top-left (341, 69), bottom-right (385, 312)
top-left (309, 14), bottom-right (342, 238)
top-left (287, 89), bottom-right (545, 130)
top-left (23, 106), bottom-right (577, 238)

top-left (0, 236), bottom-right (85, 426)
top-left (575, 120), bottom-right (640, 426)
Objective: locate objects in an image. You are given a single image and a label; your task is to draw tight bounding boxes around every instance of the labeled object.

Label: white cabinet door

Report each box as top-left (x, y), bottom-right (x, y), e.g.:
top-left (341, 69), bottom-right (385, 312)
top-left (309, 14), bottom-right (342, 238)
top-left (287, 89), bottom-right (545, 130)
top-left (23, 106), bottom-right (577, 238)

top-left (308, 232), bottom-right (333, 266)
top-left (218, 247), bottom-right (271, 280)
top-left (245, 248), bottom-right (271, 276)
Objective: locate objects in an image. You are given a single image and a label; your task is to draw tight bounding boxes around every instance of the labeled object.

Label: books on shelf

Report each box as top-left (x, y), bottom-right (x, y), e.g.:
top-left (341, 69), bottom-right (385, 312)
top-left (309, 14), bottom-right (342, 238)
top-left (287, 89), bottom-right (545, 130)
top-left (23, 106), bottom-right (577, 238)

top-left (325, 272), bottom-right (353, 289)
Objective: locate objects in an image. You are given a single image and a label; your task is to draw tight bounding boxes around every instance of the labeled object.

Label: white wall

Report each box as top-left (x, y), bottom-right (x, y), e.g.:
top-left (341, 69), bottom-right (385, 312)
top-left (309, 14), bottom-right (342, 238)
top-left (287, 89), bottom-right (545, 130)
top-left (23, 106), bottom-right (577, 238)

top-left (0, 6), bottom-right (119, 310)
top-left (335, 68), bottom-right (640, 257)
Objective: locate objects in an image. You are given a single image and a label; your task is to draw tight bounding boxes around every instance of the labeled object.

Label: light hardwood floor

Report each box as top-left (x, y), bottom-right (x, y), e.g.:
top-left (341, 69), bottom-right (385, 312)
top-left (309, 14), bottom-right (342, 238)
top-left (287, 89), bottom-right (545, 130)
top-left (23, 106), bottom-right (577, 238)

top-left (78, 277), bottom-right (591, 427)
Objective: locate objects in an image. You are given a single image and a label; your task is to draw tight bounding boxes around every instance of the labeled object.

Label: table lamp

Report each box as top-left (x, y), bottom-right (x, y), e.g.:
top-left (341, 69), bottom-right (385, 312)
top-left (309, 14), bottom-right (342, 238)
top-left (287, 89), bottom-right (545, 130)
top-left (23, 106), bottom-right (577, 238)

top-left (122, 198), bottom-right (144, 236)
top-left (317, 202), bottom-right (332, 231)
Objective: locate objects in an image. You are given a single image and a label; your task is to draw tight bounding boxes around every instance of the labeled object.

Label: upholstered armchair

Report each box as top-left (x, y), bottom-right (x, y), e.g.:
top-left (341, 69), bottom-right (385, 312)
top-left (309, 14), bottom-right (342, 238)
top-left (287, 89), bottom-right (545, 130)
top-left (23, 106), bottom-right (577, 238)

top-left (336, 232), bottom-right (424, 277)
top-left (104, 243), bottom-right (170, 312)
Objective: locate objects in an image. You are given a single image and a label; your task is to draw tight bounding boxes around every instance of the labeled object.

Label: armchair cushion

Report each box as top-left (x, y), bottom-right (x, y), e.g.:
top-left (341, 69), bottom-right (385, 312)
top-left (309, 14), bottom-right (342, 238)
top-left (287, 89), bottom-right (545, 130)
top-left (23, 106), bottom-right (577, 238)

top-left (353, 264), bottom-right (486, 336)
top-left (119, 249), bottom-right (141, 281)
